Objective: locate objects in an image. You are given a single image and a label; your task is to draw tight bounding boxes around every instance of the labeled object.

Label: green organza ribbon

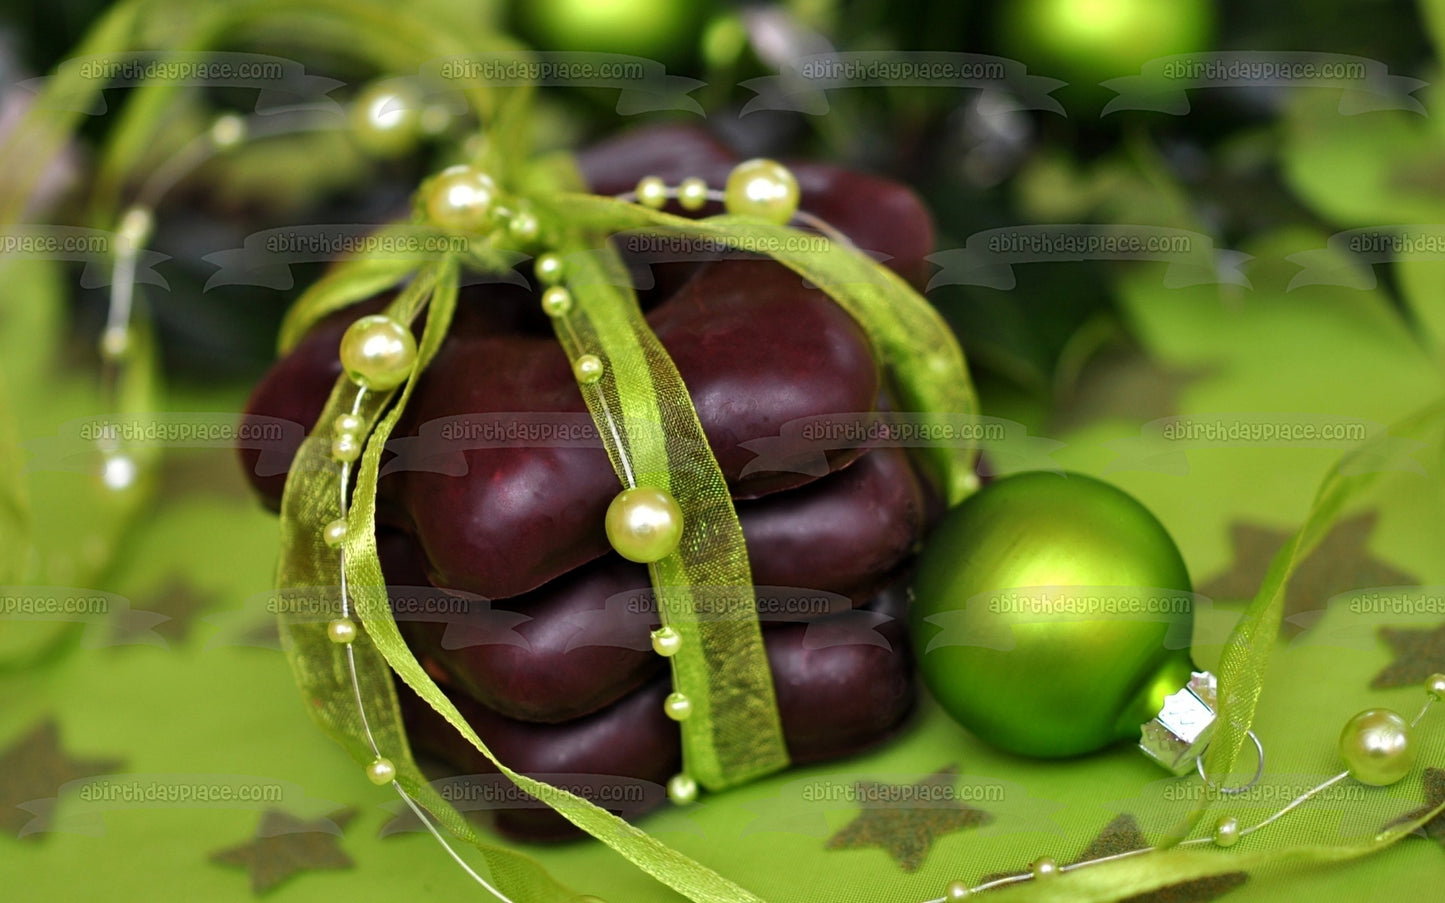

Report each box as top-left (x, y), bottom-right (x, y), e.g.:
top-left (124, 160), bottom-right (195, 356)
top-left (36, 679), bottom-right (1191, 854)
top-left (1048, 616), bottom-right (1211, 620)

top-left (540, 227), bottom-right (790, 790)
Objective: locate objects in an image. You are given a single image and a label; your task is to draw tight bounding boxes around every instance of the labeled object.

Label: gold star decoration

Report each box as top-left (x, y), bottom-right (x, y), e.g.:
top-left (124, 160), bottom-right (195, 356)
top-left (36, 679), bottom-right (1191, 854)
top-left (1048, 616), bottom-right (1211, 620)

top-left (111, 575), bottom-right (216, 646)
top-left (980, 814), bottom-right (1247, 901)
top-left (1383, 767), bottom-right (1445, 847)
top-left (210, 807), bottom-right (358, 894)
top-left (823, 766), bottom-right (992, 872)
top-left (1197, 513), bottom-right (1416, 639)
top-left (0, 719), bottom-right (125, 840)
top-left (1371, 623), bottom-right (1445, 689)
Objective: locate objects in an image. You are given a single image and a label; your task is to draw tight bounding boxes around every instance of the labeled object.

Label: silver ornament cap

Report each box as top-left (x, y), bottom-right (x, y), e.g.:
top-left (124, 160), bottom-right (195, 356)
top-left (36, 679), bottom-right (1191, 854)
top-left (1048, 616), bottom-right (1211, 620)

top-left (1139, 670), bottom-right (1218, 775)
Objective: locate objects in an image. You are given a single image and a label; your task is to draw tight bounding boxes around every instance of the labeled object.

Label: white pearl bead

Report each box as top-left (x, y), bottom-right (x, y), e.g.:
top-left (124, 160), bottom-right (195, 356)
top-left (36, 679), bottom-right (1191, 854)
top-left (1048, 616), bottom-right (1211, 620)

top-left (339, 314), bottom-right (417, 391)
top-left (1339, 708), bottom-right (1415, 786)
top-left (323, 518), bottom-right (348, 549)
top-left (1213, 815), bottom-right (1240, 847)
top-left (663, 692), bottom-right (693, 721)
top-left (651, 626), bottom-right (682, 657)
top-left (605, 486), bottom-right (684, 563)
top-left (327, 618), bottom-right (357, 644)
top-left (366, 756), bottom-right (396, 785)
top-left (573, 354), bottom-right (604, 385)
top-left (666, 772), bottom-right (698, 805)
top-left (635, 175), bottom-right (668, 209)
top-left (677, 177), bottom-right (709, 211)
top-left (425, 165), bottom-right (498, 232)
top-left (541, 286), bottom-right (573, 318)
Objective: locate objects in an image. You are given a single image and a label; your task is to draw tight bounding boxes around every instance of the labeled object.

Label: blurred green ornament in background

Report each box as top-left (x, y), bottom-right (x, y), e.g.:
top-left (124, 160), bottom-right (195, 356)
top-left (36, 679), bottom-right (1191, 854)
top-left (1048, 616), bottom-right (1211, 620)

top-left (910, 471), bottom-right (1197, 759)
top-left (517, 0), bottom-right (711, 61)
top-left (1000, 0), bottom-right (1214, 85)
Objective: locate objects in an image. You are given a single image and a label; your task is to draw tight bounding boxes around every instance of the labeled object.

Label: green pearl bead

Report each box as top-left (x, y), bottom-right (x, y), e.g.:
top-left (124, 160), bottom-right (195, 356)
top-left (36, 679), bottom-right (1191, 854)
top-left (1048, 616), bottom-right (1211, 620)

top-left (944, 880), bottom-right (971, 901)
top-left (535, 253), bottom-right (565, 286)
top-left (636, 175), bottom-right (668, 209)
top-left (331, 432), bottom-right (363, 463)
top-left (651, 626), bottom-right (682, 657)
top-left (508, 209), bottom-right (542, 245)
top-left (1426, 673), bottom-right (1445, 700)
top-left (366, 756), bottom-right (396, 785)
top-left (334, 413), bottom-right (364, 436)
top-left (723, 158), bottom-right (799, 224)
top-left (425, 165), bottom-right (498, 232)
top-left (322, 518), bottom-right (348, 549)
top-left (541, 286), bottom-right (573, 318)
top-left (1030, 857), bottom-right (1058, 879)
top-left (1339, 709), bottom-right (1415, 786)
top-left (1212, 815), bottom-right (1240, 847)
top-left (606, 486), bottom-right (684, 563)
top-left (663, 691), bottom-right (693, 721)
top-left (677, 177), bottom-right (709, 211)
top-left (349, 82), bottom-right (422, 157)
top-left (909, 471), bottom-right (1194, 758)
top-left (327, 618), bottom-right (357, 644)
top-left (573, 354), bottom-right (604, 385)
top-left (339, 314), bottom-right (416, 391)
top-left (667, 772), bottom-right (698, 805)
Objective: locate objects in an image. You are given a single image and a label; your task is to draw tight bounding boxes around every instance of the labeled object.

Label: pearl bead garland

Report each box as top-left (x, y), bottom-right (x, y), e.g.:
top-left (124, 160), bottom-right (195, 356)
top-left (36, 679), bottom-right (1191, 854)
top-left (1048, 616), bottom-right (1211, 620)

top-left (934, 671), bottom-right (1445, 900)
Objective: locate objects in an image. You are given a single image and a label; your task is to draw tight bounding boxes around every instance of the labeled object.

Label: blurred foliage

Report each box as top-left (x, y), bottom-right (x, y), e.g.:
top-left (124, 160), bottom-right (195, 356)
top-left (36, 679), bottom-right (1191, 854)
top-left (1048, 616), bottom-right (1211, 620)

top-left (0, 0), bottom-right (1442, 416)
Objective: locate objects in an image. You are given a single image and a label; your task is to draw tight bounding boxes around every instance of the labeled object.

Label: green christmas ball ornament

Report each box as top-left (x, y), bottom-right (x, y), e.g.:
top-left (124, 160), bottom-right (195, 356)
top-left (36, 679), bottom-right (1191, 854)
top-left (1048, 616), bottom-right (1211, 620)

top-left (911, 471), bottom-right (1215, 772)
top-left (999, 0), bottom-right (1214, 86)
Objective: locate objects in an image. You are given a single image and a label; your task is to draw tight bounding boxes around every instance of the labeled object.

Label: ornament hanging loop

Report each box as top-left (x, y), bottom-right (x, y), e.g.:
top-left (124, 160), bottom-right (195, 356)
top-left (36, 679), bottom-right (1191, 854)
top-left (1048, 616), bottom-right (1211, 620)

top-left (1196, 729), bottom-right (1265, 794)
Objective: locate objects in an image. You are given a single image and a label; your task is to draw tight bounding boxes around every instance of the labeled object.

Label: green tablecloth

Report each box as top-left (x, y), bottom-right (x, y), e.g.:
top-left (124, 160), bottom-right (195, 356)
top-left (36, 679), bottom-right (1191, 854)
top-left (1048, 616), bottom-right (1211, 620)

top-left (4, 228), bottom-right (1445, 902)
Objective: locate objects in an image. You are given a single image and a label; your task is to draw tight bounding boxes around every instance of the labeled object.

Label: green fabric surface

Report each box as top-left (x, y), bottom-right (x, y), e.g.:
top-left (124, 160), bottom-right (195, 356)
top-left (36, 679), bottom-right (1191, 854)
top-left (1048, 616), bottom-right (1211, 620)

top-left (5, 225), bottom-right (1445, 902)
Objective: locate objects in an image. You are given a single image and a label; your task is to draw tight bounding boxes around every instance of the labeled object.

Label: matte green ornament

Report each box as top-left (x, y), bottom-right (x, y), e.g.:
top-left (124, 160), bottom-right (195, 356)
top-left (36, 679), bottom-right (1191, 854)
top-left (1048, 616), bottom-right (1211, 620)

top-left (911, 471), bottom-right (1210, 765)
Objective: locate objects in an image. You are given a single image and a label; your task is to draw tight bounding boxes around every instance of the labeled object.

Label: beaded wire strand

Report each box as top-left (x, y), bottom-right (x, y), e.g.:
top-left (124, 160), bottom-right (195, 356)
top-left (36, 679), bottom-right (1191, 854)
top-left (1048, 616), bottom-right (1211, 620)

top-left (330, 385), bottom-right (516, 903)
top-left (925, 684), bottom-right (1444, 901)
